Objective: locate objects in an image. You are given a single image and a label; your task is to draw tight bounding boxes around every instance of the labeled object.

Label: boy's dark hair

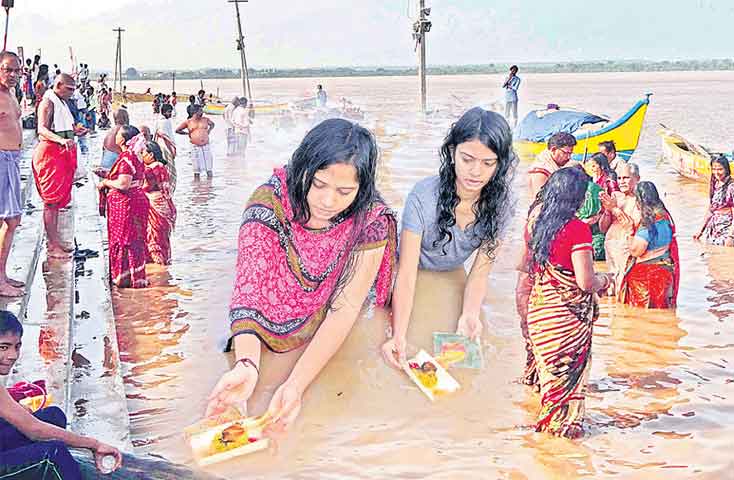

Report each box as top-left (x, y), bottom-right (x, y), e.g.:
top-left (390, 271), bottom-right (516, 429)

top-left (161, 104), bottom-right (173, 115)
top-left (0, 311), bottom-right (23, 337)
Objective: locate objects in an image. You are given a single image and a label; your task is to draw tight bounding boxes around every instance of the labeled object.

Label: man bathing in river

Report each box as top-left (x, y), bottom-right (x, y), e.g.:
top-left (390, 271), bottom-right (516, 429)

top-left (0, 52), bottom-right (25, 297)
top-left (176, 104), bottom-right (215, 180)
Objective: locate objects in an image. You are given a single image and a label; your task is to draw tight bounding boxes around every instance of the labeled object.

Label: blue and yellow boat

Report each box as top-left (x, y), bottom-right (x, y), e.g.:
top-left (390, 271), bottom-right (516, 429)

top-left (513, 94), bottom-right (652, 163)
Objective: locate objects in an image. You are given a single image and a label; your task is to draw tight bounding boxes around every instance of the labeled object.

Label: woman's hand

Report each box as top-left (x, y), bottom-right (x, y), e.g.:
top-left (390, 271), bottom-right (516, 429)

top-left (381, 336), bottom-right (407, 370)
top-left (92, 441), bottom-right (122, 474)
top-left (266, 380), bottom-right (303, 432)
top-left (456, 313), bottom-right (482, 341)
top-left (96, 180), bottom-right (107, 191)
top-left (595, 273), bottom-right (613, 293)
top-left (725, 237), bottom-right (734, 247)
top-left (581, 212), bottom-right (602, 225)
top-left (205, 362), bottom-right (259, 418)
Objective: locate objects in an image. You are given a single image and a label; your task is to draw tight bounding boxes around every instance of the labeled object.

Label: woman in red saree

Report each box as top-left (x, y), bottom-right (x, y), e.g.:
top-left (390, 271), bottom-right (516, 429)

top-left (619, 181), bottom-right (679, 308)
top-left (526, 168), bottom-right (611, 438)
top-left (96, 126), bottom-right (150, 288)
top-left (141, 142), bottom-right (177, 265)
top-left (205, 119), bottom-right (397, 429)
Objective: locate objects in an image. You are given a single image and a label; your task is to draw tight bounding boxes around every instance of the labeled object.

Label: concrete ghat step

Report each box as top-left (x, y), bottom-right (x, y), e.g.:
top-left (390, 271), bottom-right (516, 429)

top-left (6, 190), bottom-right (75, 413)
top-left (67, 168), bottom-right (133, 452)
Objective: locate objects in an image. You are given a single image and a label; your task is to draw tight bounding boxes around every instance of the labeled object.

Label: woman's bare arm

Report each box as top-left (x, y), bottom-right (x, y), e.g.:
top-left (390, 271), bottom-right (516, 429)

top-left (571, 250), bottom-right (608, 292)
top-left (286, 246), bottom-right (385, 393)
top-left (389, 230), bottom-right (422, 341)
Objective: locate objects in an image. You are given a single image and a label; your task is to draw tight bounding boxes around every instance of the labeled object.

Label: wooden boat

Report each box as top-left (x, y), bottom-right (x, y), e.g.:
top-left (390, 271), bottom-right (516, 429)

top-left (203, 101), bottom-right (290, 116)
top-left (513, 94), bottom-right (652, 163)
top-left (658, 127), bottom-right (733, 183)
top-left (113, 92), bottom-right (192, 104)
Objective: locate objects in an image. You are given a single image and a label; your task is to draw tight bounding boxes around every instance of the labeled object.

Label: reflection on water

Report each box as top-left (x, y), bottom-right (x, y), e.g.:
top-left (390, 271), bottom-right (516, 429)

top-left (105, 72), bottom-right (734, 478)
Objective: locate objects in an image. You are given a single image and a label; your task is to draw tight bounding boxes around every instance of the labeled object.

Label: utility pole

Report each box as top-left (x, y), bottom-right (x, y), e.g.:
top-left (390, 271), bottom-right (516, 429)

top-left (112, 28), bottom-right (125, 95)
top-left (412, 1), bottom-right (431, 113)
top-left (228, 0), bottom-right (252, 100)
top-left (2, 0), bottom-right (14, 52)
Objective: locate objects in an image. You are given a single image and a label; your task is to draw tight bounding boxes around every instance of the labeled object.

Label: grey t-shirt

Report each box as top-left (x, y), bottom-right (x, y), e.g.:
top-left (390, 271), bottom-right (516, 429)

top-left (401, 176), bottom-right (482, 271)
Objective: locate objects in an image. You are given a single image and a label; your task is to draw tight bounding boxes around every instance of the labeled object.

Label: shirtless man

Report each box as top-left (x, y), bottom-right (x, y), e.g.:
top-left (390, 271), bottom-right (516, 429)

top-left (100, 108), bottom-right (129, 170)
top-left (599, 162), bottom-right (642, 295)
top-left (0, 52), bottom-right (25, 297)
top-left (176, 104), bottom-right (215, 179)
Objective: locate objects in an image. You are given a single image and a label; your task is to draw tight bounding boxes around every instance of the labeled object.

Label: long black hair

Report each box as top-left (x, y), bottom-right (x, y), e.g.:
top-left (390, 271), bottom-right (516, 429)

top-left (709, 155), bottom-right (732, 199)
top-left (286, 118), bottom-right (385, 310)
top-left (435, 107), bottom-right (516, 257)
top-left (529, 167), bottom-right (589, 267)
top-left (635, 181), bottom-right (672, 247)
top-left (587, 152), bottom-right (616, 181)
top-left (287, 118), bottom-right (380, 225)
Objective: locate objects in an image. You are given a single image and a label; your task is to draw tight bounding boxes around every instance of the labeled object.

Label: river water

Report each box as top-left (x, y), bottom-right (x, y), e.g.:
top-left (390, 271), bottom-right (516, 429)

top-left (107, 72), bottom-right (734, 479)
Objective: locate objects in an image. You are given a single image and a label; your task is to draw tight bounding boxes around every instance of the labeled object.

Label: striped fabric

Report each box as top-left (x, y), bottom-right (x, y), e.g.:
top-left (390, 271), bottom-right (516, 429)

top-left (527, 263), bottom-right (598, 438)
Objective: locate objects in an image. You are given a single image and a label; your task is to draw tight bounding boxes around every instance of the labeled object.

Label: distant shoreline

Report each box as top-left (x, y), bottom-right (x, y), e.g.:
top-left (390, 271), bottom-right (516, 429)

top-left (119, 59), bottom-right (734, 81)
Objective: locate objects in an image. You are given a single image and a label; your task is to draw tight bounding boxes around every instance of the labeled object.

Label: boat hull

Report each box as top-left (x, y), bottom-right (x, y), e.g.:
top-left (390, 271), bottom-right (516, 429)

top-left (659, 129), bottom-right (733, 183)
top-left (513, 95), bottom-right (651, 163)
top-left (113, 92), bottom-right (191, 104)
top-left (203, 102), bottom-right (289, 116)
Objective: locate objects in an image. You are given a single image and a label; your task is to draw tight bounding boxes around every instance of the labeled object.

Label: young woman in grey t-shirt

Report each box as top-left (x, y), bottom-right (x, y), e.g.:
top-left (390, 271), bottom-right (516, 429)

top-left (382, 107), bottom-right (517, 369)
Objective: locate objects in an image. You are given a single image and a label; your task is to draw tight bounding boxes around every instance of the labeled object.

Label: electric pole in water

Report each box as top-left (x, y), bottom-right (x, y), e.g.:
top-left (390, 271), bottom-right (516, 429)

top-left (228, 0), bottom-right (253, 100)
top-left (112, 27), bottom-right (125, 95)
top-left (412, 1), bottom-right (431, 113)
top-left (2, 0), bottom-right (14, 52)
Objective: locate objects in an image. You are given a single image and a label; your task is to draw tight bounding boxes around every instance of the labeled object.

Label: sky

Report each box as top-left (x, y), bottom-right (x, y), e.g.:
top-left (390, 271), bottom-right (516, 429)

top-left (8, 0), bottom-right (734, 71)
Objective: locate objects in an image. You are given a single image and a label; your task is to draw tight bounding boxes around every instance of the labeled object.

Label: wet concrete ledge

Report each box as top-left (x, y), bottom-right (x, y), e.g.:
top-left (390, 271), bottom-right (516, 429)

top-left (68, 160), bottom-right (133, 452)
top-left (1, 133), bottom-right (131, 452)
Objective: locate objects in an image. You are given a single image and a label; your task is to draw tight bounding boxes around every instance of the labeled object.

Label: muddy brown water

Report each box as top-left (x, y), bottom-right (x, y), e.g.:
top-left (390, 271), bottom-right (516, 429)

top-left (93, 72), bottom-right (734, 479)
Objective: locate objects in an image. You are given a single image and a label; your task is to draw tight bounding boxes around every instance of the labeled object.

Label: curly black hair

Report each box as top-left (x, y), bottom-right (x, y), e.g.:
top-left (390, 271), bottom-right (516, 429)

top-left (434, 107), bottom-right (517, 258)
top-left (528, 167), bottom-right (589, 267)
